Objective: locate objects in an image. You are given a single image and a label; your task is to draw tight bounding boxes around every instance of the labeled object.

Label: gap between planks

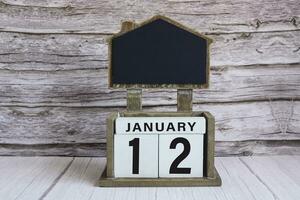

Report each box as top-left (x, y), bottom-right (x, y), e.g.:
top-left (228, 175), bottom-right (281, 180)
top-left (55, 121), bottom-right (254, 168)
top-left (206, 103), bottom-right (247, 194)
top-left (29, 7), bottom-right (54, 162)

top-left (39, 157), bottom-right (75, 200)
top-left (0, 156), bottom-right (299, 200)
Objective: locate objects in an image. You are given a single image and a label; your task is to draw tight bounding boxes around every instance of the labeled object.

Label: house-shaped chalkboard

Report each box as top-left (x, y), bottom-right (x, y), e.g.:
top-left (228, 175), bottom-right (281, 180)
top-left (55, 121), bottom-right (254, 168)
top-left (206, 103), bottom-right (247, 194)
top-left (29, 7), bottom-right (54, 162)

top-left (109, 15), bottom-right (212, 88)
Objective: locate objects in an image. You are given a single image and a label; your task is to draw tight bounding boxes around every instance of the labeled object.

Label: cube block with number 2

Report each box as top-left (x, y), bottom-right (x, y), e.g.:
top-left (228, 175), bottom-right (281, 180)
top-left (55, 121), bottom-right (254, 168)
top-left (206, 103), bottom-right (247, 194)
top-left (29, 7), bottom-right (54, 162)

top-left (159, 134), bottom-right (204, 177)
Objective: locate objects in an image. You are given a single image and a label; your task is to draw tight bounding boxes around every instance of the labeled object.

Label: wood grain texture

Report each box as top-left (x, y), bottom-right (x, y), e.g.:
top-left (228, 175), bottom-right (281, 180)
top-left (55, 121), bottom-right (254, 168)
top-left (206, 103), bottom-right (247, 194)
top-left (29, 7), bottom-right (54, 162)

top-left (0, 0), bottom-right (299, 156)
top-left (241, 156), bottom-right (300, 200)
top-left (1, 32), bottom-right (299, 68)
top-left (44, 157), bottom-right (106, 200)
top-left (0, 157), bottom-right (72, 199)
top-left (0, 101), bottom-right (299, 156)
top-left (0, 143), bottom-right (106, 156)
top-left (216, 140), bottom-right (300, 156)
top-left (1, 140), bottom-right (299, 157)
top-left (0, 64), bottom-right (299, 106)
top-left (0, 0), bottom-right (299, 34)
top-left (7, 156), bottom-right (294, 200)
top-left (0, 102), bottom-right (299, 144)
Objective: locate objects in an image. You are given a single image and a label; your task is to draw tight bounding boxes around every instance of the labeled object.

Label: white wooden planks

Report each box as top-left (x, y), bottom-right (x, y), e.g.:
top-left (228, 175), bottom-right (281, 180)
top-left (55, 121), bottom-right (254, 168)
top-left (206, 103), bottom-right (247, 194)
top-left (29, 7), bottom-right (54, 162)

top-left (44, 157), bottom-right (105, 200)
top-left (0, 156), bottom-right (298, 199)
top-left (241, 156), bottom-right (300, 200)
top-left (0, 157), bottom-right (72, 200)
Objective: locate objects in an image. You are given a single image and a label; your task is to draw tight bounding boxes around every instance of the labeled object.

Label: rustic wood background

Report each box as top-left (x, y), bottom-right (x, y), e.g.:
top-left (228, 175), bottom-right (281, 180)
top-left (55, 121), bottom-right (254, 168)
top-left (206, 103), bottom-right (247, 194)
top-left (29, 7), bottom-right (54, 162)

top-left (0, 0), bottom-right (299, 156)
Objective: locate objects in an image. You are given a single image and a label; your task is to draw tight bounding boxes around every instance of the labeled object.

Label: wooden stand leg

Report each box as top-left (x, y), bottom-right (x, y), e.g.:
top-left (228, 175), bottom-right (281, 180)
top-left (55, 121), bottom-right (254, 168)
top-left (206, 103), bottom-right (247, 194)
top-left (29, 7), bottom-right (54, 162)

top-left (120, 21), bottom-right (136, 33)
top-left (127, 89), bottom-right (142, 111)
top-left (177, 89), bottom-right (193, 112)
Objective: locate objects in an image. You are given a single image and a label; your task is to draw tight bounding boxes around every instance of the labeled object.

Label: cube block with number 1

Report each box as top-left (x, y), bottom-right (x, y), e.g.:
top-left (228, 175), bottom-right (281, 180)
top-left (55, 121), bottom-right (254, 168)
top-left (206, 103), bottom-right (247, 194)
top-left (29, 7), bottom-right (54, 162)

top-left (114, 135), bottom-right (158, 178)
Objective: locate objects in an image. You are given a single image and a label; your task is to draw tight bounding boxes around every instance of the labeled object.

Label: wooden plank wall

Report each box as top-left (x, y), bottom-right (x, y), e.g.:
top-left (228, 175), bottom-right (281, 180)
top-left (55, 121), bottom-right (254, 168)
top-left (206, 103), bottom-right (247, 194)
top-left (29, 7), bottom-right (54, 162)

top-left (0, 0), bottom-right (299, 156)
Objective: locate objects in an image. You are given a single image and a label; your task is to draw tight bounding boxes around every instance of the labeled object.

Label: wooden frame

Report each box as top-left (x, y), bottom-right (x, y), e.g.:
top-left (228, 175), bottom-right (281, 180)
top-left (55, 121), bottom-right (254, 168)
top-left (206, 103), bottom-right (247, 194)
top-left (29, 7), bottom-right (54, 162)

top-left (108, 15), bottom-right (212, 89)
top-left (100, 15), bottom-right (221, 187)
top-left (99, 111), bottom-right (222, 187)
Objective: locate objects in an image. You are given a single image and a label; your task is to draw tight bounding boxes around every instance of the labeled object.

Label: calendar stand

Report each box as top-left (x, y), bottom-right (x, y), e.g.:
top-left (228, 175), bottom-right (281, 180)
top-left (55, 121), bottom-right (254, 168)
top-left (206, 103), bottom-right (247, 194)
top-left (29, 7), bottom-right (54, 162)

top-left (99, 16), bottom-right (222, 187)
top-left (99, 90), bottom-right (221, 186)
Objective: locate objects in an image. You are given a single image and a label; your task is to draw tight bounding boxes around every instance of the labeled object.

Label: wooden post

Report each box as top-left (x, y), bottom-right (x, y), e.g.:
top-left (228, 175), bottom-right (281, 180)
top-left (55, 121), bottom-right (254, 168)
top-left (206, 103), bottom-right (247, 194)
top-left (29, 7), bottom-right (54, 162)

top-left (121, 21), bottom-right (136, 33)
top-left (120, 21), bottom-right (142, 112)
top-left (127, 89), bottom-right (142, 111)
top-left (177, 89), bottom-right (193, 112)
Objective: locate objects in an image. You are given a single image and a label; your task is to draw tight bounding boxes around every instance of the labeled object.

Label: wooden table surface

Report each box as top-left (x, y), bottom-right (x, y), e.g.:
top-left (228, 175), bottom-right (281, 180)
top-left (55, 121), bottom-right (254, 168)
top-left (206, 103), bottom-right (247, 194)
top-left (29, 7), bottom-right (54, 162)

top-left (0, 156), bottom-right (299, 200)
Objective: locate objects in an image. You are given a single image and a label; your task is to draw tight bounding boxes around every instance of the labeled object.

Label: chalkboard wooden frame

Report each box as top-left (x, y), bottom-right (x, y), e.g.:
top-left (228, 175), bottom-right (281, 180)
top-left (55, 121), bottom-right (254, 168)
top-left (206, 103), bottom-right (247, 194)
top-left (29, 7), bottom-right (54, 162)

top-left (108, 15), bottom-right (213, 89)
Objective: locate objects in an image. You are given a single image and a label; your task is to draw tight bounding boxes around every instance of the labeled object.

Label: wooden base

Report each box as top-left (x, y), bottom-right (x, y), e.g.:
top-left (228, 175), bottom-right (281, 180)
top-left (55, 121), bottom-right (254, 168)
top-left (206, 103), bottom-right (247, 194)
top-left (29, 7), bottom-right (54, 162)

top-left (98, 167), bottom-right (222, 187)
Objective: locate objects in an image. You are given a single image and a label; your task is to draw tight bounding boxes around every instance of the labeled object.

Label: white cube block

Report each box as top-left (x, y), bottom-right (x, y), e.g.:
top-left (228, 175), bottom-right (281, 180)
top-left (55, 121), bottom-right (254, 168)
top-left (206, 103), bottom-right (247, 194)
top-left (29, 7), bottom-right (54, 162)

top-left (115, 117), bottom-right (206, 134)
top-left (114, 134), bottom-right (158, 178)
top-left (159, 134), bottom-right (204, 178)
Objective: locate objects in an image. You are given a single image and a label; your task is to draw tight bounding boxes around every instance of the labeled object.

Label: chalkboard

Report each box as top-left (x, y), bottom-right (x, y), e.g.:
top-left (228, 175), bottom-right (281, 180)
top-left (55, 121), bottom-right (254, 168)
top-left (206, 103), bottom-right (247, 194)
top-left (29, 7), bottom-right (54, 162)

top-left (109, 16), bottom-right (211, 88)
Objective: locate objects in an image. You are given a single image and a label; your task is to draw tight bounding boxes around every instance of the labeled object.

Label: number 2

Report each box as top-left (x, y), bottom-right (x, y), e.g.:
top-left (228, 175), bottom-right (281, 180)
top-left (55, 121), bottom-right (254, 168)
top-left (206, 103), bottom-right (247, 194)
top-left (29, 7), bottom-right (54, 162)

top-left (169, 137), bottom-right (191, 174)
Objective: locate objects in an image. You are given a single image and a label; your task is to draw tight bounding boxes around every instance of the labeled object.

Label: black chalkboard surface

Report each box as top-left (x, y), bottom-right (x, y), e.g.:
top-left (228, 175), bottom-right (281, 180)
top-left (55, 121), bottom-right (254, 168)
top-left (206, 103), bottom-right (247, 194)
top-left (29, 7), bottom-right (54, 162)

top-left (109, 16), bottom-right (211, 88)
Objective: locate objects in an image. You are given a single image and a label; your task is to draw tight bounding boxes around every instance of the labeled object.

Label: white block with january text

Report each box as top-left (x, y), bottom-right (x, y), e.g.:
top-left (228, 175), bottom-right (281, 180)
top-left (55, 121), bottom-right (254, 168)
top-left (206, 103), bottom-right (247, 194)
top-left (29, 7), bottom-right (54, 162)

top-left (115, 117), bottom-right (206, 134)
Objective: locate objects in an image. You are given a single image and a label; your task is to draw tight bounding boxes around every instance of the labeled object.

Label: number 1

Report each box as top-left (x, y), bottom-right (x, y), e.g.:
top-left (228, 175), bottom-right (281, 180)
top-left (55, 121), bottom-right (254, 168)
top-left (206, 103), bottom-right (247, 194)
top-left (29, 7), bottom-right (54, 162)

top-left (129, 138), bottom-right (139, 174)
